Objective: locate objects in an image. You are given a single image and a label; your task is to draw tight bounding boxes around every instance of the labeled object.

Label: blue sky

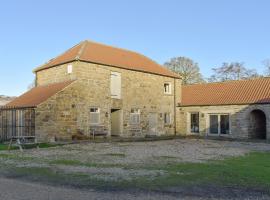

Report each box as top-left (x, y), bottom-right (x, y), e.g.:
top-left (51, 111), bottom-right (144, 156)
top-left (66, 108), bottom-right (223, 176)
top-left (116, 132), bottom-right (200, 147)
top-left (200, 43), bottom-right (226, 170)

top-left (0, 0), bottom-right (269, 96)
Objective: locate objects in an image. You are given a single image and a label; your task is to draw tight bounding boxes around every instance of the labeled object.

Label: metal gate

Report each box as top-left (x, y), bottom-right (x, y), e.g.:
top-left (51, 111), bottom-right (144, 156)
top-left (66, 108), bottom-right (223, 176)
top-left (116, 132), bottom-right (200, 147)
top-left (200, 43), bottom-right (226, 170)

top-left (0, 107), bottom-right (35, 142)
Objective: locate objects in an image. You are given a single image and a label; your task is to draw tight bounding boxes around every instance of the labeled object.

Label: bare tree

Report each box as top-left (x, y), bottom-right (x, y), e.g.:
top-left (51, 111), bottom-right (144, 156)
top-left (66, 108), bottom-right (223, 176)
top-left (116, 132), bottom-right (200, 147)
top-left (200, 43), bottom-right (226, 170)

top-left (164, 57), bottom-right (204, 85)
top-left (27, 79), bottom-right (36, 90)
top-left (263, 59), bottom-right (270, 76)
top-left (208, 62), bottom-right (260, 82)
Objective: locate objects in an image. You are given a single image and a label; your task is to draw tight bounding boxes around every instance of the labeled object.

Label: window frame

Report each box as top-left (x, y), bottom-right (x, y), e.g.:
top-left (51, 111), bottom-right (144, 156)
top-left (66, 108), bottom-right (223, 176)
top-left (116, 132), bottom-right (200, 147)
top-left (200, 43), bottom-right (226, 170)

top-left (164, 82), bottom-right (172, 95)
top-left (110, 71), bottom-right (121, 99)
top-left (208, 114), bottom-right (231, 136)
top-left (130, 108), bottom-right (140, 125)
top-left (190, 112), bottom-right (200, 133)
top-left (90, 107), bottom-right (100, 125)
top-left (164, 112), bottom-right (172, 125)
top-left (67, 64), bottom-right (73, 74)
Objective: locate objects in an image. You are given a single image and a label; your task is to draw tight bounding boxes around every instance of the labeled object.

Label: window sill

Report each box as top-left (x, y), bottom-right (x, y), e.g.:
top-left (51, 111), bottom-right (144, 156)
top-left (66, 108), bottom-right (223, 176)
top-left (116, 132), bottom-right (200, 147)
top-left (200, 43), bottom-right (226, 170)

top-left (189, 132), bottom-right (200, 135)
top-left (208, 133), bottom-right (232, 136)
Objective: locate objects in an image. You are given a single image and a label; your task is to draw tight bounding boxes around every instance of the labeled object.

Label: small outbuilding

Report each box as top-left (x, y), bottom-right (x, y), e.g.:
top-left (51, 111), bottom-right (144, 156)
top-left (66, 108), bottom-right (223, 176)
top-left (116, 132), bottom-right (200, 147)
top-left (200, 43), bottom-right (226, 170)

top-left (177, 78), bottom-right (270, 140)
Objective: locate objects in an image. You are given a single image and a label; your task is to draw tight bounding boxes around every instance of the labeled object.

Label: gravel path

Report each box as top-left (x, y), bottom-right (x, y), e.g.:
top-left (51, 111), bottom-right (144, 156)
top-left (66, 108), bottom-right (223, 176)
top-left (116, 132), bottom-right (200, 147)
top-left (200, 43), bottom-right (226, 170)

top-left (1, 139), bottom-right (270, 199)
top-left (1, 139), bottom-right (270, 182)
top-left (11, 139), bottom-right (270, 164)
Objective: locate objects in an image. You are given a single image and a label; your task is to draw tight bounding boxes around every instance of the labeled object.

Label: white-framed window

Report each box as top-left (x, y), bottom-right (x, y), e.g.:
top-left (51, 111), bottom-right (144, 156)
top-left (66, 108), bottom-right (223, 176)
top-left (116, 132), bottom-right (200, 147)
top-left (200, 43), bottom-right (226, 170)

top-left (164, 83), bottom-right (172, 94)
top-left (90, 107), bottom-right (100, 124)
top-left (130, 108), bottom-right (140, 125)
top-left (110, 72), bottom-right (121, 99)
top-left (209, 114), bottom-right (230, 135)
top-left (164, 113), bottom-right (172, 125)
top-left (67, 64), bottom-right (73, 74)
top-left (190, 112), bottom-right (199, 133)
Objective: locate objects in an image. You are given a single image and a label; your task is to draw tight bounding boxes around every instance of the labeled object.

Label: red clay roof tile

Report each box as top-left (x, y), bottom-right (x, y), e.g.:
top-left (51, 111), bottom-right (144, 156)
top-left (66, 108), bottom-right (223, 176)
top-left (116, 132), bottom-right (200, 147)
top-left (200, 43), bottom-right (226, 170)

top-left (181, 78), bottom-right (270, 106)
top-left (6, 81), bottom-right (74, 108)
top-left (34, 40), bottom-right (179, 78)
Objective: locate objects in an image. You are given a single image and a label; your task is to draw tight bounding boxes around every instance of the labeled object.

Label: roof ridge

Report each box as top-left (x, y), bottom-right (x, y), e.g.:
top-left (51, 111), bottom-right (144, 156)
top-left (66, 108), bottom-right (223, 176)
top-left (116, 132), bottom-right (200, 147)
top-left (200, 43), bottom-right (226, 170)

top-left (183, 77), bottom-right (270, 87)
top-left (34, 39), bottom-right (180, 78)
top-left (75, 40), bottom-right (88, 60)
top-left (83, 40), bottom-right (178, 77)
top-left (84, 39), bottom-right (146, 57)
top-left (34, 41), bottom-right (84, 72)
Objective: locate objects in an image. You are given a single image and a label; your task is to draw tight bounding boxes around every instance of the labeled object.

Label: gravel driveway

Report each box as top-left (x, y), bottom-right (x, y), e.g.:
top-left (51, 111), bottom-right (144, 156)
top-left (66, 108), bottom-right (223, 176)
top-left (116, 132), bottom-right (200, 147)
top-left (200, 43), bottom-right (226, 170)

top-left (0, 139), bottom-right (270, 199)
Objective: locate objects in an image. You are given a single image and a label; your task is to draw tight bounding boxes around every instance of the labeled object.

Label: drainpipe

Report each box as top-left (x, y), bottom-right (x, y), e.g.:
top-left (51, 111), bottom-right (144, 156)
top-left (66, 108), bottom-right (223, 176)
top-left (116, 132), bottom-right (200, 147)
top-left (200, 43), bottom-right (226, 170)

top-left (174, 78), bottom-right (177, 136)
top-left (35, 72), bottom-right (37, 87)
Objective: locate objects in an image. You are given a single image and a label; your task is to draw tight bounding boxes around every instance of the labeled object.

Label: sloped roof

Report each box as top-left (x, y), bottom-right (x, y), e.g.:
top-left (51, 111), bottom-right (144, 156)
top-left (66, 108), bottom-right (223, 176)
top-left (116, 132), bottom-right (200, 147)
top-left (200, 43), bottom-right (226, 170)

top-left (181, 78), bottom-right (270, 106)
top-left (34, 40), bottom-right (179, 78)
top-left (6, 81), bottom-right (74, 108)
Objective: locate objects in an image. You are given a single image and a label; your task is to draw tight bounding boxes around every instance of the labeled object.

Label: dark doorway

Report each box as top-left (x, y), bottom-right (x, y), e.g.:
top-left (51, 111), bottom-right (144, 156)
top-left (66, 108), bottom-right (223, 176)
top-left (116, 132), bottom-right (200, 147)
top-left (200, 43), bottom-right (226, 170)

top-left (249, 109), bottom-right (266, 139)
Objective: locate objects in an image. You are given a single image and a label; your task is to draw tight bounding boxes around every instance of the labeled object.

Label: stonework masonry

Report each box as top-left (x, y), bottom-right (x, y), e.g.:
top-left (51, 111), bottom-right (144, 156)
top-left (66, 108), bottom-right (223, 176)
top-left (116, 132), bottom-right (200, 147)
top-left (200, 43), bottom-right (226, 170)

top-left (176, 104), bottom-right (270, 139)
top-left (35, 61), bottom-right (181, 141)
top-left (34, 61), bottom-right (270, 141)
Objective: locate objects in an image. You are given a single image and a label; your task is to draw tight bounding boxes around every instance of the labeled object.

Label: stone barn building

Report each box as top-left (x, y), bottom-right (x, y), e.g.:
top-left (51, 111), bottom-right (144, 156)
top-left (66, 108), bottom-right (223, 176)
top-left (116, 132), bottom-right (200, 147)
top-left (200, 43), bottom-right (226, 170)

top-left (1, 40), bottom-right (270, 142)
top-left (176, 79), bottom-right (270, 140)
top-left (2, 40), bottom-right (181, 142)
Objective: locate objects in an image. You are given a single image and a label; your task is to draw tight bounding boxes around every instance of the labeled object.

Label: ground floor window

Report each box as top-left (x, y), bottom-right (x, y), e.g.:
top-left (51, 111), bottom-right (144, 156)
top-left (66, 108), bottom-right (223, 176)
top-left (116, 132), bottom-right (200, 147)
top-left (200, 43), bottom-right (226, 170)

top-left (130, 109), bottom-right (140, 125)
top-left (209, 114), bottom-right (230, 135)
top-left (190, 113), bottom-right (199, 133)
top-left (90, 107), bottom-right (100, 124)
top-left (164, 113), bottom-right (172, 125)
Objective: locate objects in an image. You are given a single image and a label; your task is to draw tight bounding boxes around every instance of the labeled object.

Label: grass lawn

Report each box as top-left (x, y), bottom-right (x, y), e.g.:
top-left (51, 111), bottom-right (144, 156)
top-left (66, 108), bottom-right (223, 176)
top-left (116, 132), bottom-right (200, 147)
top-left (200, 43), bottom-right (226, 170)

top-left (139, 152), bottom-right (270, 190)
top-left (1, 151), bottom-right (270, 192)
top-left (0, 143), bottom-right (63, 151)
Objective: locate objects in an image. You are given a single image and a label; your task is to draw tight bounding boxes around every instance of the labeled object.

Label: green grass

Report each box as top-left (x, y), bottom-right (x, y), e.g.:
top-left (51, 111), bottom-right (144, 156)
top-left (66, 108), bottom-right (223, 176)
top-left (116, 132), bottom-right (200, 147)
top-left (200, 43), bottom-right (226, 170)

top-left (0, 153), bottom-right (34, 161)
top-left (131, 152), bottom-right (270, 190)
top-left (36, 152), bottom-right (270, 190)
top-left (1, 151), bottom-right (270, 191)
top-left (50, 159), bottom-right (125, 168)
top-left (0, 143), bottom-right (63, 151)
top-left (0, 144), bottom-right (18, 150)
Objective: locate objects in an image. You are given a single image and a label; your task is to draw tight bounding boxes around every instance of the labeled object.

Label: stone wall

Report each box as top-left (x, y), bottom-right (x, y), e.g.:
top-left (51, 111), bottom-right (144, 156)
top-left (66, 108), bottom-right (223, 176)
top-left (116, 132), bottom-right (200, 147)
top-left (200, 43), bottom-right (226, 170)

top-left (36, 62), bottom-right (77, 86)
top-left (176, 104), bottom-right (270, 139)
top-left (35, 61), bottom-right (181, 141)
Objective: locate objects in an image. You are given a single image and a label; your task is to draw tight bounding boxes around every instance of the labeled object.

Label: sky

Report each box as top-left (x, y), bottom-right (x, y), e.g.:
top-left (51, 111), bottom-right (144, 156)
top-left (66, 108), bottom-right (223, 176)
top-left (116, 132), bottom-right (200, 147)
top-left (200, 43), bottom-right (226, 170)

top-left (0, 0), bottom-right (270, 96)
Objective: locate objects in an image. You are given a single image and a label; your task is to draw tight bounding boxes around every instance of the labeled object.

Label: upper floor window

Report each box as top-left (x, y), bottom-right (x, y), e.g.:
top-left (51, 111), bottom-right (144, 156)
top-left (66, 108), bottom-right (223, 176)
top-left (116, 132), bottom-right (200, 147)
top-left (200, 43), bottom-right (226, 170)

top-left (164, 83), bottom-right (172, 94)
top-left (130, 109), bottom-right (140, 125)
top-left (90, 107), bottom-right (100, 124)
top-left (67, 64), bottom-right (73, 74)
top-left (110, 72), bottom-right (121, 99)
